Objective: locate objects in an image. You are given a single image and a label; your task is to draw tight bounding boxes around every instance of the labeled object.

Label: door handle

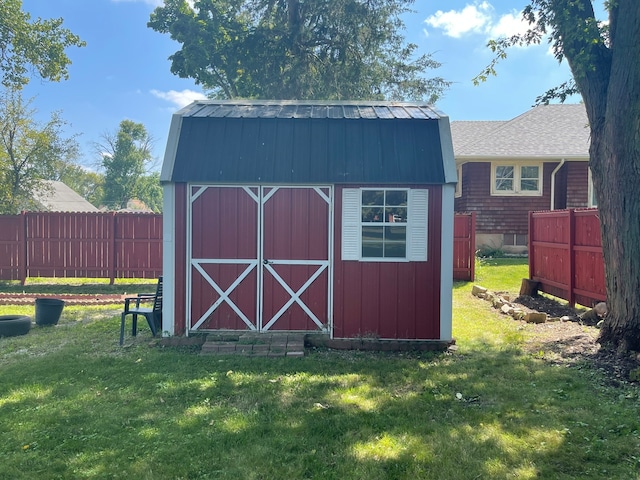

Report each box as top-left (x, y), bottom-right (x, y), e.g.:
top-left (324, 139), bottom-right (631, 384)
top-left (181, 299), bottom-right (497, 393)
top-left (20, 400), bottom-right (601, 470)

top-left (263, 259), bottom-right (270, 265)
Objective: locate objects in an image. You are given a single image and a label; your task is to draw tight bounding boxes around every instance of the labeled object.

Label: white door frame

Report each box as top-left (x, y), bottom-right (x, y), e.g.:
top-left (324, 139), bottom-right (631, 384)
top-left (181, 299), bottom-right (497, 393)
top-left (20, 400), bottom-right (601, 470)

top-left (187, 184), bottom-right (333, 334)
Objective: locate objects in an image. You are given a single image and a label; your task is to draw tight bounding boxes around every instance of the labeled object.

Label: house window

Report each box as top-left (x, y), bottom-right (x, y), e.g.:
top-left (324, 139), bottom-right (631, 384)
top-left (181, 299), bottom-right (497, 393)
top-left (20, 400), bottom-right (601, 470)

top-left (341, 188), bottom-right (428, 262)
top-left (455, 165), bottom-right (462, 198)
top-left (491, 163), bottom-right (542, 195)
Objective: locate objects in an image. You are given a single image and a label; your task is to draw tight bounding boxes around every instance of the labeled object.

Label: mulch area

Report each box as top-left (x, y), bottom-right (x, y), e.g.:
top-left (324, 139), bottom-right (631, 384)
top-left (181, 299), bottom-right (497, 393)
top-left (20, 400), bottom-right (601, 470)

top-left (510, 294), bottom-right (639, 386)
top-left (0, 293), bottom-right (127, 306)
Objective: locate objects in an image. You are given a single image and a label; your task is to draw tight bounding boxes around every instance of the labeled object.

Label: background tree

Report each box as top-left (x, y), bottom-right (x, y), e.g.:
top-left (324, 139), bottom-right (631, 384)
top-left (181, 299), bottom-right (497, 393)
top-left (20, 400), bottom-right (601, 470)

top-left (97, 120), bottom-right (155, 210)
top-left (477, 0), bottom-right (640, 353)
top-left (135, 172), bottom-right (163, 213)
top-left (0, 87), bottom-right (79, 213)
top-left (148, 0), bottom-right (449, 102)
top-left (54, 163), bottom-right (104, 208)
top-left (0, 0), bottom-right (85, 88)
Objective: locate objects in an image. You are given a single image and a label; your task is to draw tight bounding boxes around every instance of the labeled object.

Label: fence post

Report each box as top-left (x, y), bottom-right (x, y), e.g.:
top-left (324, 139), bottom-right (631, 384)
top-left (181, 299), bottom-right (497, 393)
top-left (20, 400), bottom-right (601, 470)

top-left (568, 209), bottom-right (576, 307)
top-left (528, 211), bottom-right (534, 280)
top-left (109, 212), bottom-right (116, 285)
top-left (19, 211), bottom-right (27, 285)
top-left (470, 212), bottom-right (476, 282)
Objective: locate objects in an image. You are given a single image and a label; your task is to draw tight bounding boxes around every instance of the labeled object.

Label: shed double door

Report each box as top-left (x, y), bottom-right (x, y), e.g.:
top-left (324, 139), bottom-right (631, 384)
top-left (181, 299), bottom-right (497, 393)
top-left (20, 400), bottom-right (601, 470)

top-left (189, 185), bottom-right (331, 333)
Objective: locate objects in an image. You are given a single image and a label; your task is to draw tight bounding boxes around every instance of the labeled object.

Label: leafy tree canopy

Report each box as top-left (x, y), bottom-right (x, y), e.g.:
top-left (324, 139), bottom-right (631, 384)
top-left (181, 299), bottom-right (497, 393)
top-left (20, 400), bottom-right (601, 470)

top-left (148, 0), bottom-right (449, 102)
top-left (0, 87), bottom-right (80, 214)
top-left (0, 0), bottom-right (85, 88)
top-left (97, 120), bottom-right (155, 211)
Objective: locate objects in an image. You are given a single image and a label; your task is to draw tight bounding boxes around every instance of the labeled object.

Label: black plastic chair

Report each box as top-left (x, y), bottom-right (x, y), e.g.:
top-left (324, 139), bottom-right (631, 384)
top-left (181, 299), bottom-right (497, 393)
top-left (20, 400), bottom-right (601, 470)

top-left (120, 276), bottom-right (162, 345)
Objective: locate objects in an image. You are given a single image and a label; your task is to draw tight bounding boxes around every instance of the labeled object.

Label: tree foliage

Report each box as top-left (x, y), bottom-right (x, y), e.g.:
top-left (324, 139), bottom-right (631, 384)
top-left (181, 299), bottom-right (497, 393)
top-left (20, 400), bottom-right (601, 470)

top-left (478, 0), bottom-right (640, 353)
top-left (0, 87), bottom-right (79, 213)
top-left (0, 0), bottom-right (85, 88)
top-left (98, 120), bottom-right (156, 211)
top-left (148, 0), bottom-right (449, 102)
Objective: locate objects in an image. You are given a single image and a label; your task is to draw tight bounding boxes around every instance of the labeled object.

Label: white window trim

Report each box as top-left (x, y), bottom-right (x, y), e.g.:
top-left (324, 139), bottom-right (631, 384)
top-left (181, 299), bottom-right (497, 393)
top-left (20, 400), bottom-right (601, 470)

top-left (490, 161), bottom-right (543, 196)
top-left (341, 188), bottom-right (428, 262)
top-left (588, 168), bottom-right (597, 207)
top-left (455, 164), bottom-right (462, 198)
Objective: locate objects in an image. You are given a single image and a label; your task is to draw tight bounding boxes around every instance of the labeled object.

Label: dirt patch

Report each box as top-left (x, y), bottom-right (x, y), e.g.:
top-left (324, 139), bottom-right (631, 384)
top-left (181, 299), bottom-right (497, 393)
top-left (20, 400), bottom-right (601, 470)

top-left (510, 294), bottom-right (639, 385)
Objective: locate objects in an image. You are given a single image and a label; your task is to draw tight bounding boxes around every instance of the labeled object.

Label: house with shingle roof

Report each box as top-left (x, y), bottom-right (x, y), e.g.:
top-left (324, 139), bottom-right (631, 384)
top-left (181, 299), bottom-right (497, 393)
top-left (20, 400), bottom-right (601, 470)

top-left (32, 180), bottom-right (98, 212)
top-left (451, 103), bottom-right (591, 254)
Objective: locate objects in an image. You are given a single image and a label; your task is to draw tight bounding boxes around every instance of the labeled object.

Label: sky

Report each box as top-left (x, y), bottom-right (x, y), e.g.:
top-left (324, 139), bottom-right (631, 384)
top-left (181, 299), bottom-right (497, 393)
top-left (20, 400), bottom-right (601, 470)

top-left (18, 0), bottom-right (599, 169)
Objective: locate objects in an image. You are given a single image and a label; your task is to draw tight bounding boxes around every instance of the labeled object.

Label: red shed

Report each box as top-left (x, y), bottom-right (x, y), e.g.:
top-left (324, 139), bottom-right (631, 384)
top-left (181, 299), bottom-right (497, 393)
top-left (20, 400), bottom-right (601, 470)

top-left (160, 100), bottom-right (456, 343)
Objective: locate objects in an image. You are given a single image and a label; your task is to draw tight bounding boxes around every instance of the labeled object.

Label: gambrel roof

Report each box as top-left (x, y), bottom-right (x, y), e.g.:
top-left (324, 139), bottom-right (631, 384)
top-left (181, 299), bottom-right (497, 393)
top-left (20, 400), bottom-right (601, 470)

top-left (451, 104), bottom-right (589, 160)
top-left (161, 100), bottom-right (457, 185)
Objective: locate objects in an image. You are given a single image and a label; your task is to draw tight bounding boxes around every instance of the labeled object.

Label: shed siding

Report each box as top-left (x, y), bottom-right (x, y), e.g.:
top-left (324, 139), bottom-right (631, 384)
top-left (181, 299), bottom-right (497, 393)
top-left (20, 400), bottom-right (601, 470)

top-left (333, 185), bottom-right (442, 340)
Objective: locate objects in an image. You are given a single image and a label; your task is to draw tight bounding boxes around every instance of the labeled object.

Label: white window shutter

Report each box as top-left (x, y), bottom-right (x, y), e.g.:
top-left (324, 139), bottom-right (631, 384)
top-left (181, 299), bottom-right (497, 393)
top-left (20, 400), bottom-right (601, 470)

top-left (341, 189), bottom-right (361, 260)
top-left (407, 189), bottom-right (428, 261)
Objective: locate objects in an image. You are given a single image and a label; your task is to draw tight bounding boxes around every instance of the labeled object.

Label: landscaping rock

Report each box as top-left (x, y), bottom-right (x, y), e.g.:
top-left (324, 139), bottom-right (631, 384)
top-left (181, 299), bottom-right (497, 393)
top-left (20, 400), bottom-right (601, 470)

top-left (501, 304), bottom-right (513, 315)
top-left (472, 285), bottom-right (487, 298)
top-left (524, 312), bottom-right (547, 324)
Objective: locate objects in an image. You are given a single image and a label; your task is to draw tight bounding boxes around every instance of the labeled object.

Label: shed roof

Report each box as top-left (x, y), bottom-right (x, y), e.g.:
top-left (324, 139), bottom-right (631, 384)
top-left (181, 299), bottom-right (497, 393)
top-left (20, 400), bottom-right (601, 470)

top-left (452, 103), bottom-right (589, 159)
top-left (161, 100), bottom-right (456, 185)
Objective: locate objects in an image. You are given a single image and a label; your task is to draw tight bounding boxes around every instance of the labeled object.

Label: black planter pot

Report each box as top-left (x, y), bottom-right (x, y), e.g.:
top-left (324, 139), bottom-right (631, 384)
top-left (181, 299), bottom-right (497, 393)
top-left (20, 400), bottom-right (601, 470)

top-left (0, 315), bottom-right (32, 337)
top-left (35, 298), bottom-right (65, 326)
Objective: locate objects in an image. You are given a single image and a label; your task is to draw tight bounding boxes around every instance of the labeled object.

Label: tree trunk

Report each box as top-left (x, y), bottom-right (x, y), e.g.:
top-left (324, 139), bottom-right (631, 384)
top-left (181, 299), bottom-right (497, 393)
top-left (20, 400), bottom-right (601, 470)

top-left (590, 1), bottom-right (640, 352)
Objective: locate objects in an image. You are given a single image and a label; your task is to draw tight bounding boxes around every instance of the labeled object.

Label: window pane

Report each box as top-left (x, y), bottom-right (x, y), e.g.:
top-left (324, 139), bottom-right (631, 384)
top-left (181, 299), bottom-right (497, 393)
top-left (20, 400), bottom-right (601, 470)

top-left (385, 190), bottom-right (407, 206)
top-left (362, 207), bottom-right (383, 222)
top-left (362, 190), bottom-right (384, 206)
top-left (520, 179), bottom-right (539, 191)
top-left (495, 166), bottom-right (514, 179)
top-left (495, 166), bottom-right (514, 192)
top-left (520, 166), bottom-right (539, 179)
top-left (362, 243), bottom-right (384, 257)
top-left (385, 206), bottom-right (407, 223)
top-left (384, 226), bottom-right (406, 258)
top-left (495, 179), bottom-right (513, 191)
top-left (362, 226), bottom-right (383, 242)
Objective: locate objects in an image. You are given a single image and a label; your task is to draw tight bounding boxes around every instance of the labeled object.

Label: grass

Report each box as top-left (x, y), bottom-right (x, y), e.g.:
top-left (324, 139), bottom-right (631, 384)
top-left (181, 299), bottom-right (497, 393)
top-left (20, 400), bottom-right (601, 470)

top-left (1, 267), bottom-right (639, 479)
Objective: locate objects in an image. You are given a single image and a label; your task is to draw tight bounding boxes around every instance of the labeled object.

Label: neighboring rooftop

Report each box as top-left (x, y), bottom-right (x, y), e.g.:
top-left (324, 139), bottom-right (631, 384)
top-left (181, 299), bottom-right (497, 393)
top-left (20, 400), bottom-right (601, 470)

top-left (451, 103), bottom-right (589, 159)
top-left (32, 180), bottom-right (98, 212)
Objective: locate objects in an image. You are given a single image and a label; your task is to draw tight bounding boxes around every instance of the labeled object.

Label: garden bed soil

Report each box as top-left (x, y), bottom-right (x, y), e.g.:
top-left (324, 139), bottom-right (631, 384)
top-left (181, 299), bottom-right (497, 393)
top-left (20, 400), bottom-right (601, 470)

top-left (510, 294), bottom-right (639, 386)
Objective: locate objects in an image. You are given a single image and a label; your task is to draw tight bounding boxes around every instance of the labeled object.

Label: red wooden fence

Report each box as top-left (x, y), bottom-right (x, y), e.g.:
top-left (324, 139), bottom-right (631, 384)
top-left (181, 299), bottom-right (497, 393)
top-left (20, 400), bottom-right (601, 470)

top-left (0, 211), bottom-right (475, 284)
top-left (454, 212), bottom-right (476, 281)
top-left (529, 208), bottom-right (605, 307)
top-left (0, 212), bottom-right (162, 283)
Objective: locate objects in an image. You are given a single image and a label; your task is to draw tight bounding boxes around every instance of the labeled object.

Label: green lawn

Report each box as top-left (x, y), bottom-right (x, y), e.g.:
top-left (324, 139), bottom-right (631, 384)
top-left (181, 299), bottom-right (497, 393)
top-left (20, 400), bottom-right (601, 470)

top-left (1, 265), bottom-right (639, 479)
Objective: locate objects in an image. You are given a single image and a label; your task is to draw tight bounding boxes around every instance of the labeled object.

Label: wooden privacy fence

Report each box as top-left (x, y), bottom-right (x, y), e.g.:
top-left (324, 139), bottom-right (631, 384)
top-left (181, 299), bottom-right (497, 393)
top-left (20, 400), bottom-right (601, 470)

top-left (453, 212), bottom-right (475, 281)
top-left (0, 211), bottom-right (475, 284)
top-left (0, 212), bottom-right (162, 284)
top-left (529, 208), bottom-right (605, 307)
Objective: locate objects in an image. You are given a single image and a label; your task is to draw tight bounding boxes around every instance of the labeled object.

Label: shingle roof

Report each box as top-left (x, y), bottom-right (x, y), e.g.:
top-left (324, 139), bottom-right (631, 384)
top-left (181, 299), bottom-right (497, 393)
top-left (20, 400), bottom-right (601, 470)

top-left (451, 104), bottom-right (589, 159)
top-left (32, 180), bottom-right (98, 212)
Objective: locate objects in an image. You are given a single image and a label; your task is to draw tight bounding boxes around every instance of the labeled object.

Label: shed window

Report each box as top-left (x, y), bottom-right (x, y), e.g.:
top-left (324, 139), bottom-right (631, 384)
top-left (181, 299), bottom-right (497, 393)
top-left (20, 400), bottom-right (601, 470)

top-left (342, 188), bottom-right (428, 262)
top-left (491, 163), bottom-right (542, 195)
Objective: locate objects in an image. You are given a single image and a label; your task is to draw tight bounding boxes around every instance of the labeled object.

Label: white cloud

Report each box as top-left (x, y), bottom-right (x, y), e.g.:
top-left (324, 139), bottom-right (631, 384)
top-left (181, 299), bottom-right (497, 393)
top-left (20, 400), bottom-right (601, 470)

top-left (151, 89), bottom-right (207, 108)
top-left (425, 2), bottom-right (531, 40)
top-left (425, 2), bottom-right (493, 38)
top-left (488, 11), bottom-right (531, 38)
